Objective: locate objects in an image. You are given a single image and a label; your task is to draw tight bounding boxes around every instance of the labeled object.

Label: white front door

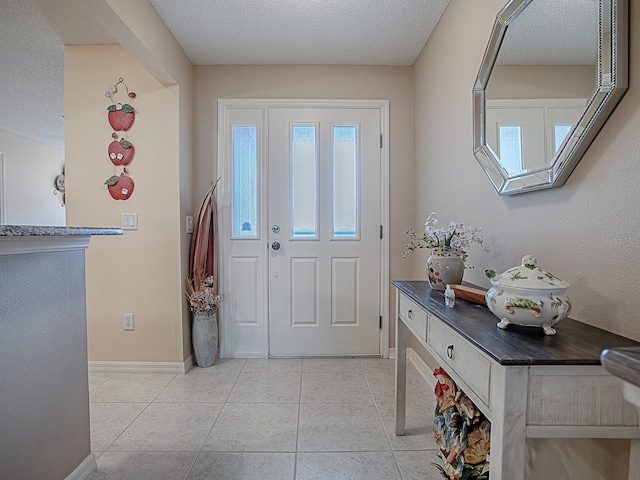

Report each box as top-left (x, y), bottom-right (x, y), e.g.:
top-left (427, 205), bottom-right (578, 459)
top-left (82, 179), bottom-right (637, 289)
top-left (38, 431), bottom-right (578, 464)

top-left (217, 100), bottom-right (388, 359)
top-left (267, 108), bottom-right (381, 356)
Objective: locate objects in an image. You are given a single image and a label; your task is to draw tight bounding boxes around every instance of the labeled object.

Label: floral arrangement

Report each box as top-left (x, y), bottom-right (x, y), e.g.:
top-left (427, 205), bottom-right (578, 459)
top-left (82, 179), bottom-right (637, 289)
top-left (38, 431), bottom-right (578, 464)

top-left (185, 179), bottom-right (222, 313)
top-left (185, 274), bottom-right (222, 312)
top-left (403, 212), bottom-right (490, 265)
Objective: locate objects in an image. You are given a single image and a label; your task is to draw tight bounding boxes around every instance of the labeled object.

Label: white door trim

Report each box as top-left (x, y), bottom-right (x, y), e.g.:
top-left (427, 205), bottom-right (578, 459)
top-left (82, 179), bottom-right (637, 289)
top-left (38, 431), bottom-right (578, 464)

top-left (217, 99), bottom-right (390, 358)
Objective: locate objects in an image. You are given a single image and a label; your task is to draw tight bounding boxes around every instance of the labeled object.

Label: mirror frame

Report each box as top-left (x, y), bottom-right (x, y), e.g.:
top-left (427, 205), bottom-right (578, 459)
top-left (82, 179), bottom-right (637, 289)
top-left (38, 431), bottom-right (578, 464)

top-left (473, 0), bottom-right (628, 195)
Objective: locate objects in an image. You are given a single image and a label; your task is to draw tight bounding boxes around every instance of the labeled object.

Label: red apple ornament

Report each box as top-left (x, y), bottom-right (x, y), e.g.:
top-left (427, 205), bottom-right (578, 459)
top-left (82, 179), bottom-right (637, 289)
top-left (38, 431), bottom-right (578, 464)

top-left (107, 103), bottom-right (135, 131)
top-left (108, 139), bottom-right (135, 166)
top-left (105, 173), bottom-right (135, 200)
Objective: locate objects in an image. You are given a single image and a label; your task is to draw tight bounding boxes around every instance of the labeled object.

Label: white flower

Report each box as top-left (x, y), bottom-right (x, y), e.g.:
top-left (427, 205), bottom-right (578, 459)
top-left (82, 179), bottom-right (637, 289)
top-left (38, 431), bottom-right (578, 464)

top-left (404, 212), bottom-right (490, 266)
top-left (121, 188), bottom-right (128, 195)
top-left (110, 153), bottom-right (117, 159)
top-left (117, 153), bottom-right (123, 160)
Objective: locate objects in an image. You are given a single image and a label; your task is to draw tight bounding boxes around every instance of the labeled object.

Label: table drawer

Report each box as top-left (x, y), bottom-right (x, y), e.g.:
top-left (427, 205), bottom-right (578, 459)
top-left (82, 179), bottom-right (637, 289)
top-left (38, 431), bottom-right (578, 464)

top-left (428, 317), bottom-right (491, 405)
top-left (399, 293), bottom-right (428, 342)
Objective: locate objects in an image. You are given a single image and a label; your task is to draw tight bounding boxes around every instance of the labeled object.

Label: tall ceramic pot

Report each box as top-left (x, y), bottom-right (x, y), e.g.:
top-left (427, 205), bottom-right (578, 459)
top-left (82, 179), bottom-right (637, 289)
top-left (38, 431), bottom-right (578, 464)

top-left (427, 248), bottom-right (465, 290)
top-left (192, 308), bottom-right (218, 368)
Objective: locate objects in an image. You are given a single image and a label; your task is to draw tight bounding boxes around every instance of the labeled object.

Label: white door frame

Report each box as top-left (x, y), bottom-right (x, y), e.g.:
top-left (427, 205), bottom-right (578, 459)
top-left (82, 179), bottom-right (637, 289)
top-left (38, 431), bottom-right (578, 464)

top-left (217, 99), bottom-right (390, 358)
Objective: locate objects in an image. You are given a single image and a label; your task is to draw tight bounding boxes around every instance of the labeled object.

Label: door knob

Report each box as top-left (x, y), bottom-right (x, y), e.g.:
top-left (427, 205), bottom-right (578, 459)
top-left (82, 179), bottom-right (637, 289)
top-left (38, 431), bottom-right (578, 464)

top-left (271, 241), bottom-right (281, 251)
top-left (272, 225), bottom-right (281, 234)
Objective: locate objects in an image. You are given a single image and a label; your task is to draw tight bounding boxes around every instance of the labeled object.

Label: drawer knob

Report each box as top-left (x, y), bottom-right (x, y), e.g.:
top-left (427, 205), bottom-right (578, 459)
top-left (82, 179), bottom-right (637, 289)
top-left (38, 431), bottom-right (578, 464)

top-left (446, 344), bottom-right (454, 359)
top-left (407, 309), bottom-right (412, 319)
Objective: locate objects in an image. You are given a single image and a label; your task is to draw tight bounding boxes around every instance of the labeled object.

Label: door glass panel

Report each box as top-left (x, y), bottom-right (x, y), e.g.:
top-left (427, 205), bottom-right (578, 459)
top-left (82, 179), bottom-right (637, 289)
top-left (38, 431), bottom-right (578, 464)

top-left (232, 125), bottom-right (258, 238)
top-left (291, 125), bottom-right (318, 238)
top-left (498, 125), bottom-right (523, 175)
top-left (333, 126), bottom-right (358, 238)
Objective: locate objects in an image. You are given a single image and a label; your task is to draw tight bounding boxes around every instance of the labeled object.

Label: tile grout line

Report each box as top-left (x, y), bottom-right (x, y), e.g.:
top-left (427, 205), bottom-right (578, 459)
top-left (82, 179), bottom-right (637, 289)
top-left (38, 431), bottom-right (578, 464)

top-left (359, 359), bottom-right (407, 480)
top-left (197, 359), bottom-right (247, 449)
top-left (177, 359), bottom-right (248, 480)
top-left (293, 361), bottom-right (304, 480)
top-left (89, 372), bottom-right (177, 457)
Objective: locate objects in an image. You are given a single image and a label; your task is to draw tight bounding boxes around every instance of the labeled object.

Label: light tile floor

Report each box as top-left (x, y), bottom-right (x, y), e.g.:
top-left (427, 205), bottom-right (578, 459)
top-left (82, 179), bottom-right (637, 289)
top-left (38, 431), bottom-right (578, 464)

top-left (88, 358), bottom-right (443, 480)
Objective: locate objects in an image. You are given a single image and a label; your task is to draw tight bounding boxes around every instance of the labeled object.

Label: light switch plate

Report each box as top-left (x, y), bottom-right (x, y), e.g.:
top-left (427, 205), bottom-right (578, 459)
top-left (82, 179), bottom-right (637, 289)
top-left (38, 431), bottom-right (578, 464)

top-left (186, 216), bottom-right (194, 234)
top-left (121, 213), bottom-right (138, 230)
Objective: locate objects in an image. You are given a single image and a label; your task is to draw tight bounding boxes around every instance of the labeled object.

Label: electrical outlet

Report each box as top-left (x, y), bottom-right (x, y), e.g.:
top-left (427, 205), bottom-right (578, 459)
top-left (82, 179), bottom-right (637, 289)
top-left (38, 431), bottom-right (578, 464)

top-left (123, 313), bottom-right (134, 331)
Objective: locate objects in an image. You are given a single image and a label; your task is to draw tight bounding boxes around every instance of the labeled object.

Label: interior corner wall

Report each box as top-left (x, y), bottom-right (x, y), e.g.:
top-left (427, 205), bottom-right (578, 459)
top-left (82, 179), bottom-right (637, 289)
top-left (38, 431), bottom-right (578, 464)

top-left (178, 79), bottom-right (196, 360)
top-left (64, 44), bottom-right (185, 362)
top-left (194, 65), bottom-right (415, 348)
top-left (0, 129), bottom-right (65, 226)
top-left (411, 0), bottom-right (640, 478)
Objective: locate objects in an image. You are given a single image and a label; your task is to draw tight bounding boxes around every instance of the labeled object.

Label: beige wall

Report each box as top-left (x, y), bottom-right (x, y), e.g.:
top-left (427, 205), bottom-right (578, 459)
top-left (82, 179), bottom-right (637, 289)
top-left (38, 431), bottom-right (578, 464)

top-left (195, 65), bottom-right (416, 345)
top-left (0, 129), bottom-right (65, 226)
top-left (65, 45), bottom-right (186, 362)
top-left (78, 0), bottom-right (197, 362)
top-left (412, 0), bottom-right (638, 478)
top-left (487, 65), bottom-right (596, 99)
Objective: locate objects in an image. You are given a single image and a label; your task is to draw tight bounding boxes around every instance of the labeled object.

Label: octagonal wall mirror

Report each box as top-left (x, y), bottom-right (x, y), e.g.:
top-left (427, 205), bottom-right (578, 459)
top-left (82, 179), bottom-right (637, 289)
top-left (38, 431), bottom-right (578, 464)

top-left (473, 0), bottom-right (628, 195)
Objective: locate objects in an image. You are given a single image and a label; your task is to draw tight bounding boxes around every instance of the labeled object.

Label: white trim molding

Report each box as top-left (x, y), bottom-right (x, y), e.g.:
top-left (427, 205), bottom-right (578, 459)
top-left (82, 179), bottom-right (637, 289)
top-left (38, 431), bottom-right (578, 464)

top-left (64, 453), bottom-right (96, 480)
top-left (0, 236), bottom-right (91, 255)
top-left (89, 355), bottom-right (194, 375)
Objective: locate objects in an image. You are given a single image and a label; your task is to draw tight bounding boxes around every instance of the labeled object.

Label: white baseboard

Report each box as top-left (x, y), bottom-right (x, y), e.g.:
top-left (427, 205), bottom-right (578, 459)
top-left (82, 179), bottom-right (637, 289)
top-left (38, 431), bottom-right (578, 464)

top-left (65, 453), bottom-right (96, 480)
top-left (88, 355), bottom-right (194, 375)
top-left (388, 347), bottom-right (436, 389)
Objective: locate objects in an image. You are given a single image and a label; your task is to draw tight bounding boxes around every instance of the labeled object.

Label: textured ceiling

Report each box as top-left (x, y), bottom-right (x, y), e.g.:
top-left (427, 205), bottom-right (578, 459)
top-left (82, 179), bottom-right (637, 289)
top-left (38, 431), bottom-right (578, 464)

top-left (0, 0), bottom-right (602, 150)
top-left (497, 0), bottom-right (598, 65)
top-left (0, 0), bottom-right (114, 149)
top-left (0, 0), bottom-right (66, 148)
top-left (147, 0), bottom-right (451, 66)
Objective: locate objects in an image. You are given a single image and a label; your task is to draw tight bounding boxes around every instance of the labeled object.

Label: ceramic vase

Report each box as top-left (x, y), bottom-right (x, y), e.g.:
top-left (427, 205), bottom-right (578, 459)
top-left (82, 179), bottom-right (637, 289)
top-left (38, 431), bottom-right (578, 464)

top-left (427, 248), bottom-right (464, 291)
top-left (192, 308), bottom-right (218, 367)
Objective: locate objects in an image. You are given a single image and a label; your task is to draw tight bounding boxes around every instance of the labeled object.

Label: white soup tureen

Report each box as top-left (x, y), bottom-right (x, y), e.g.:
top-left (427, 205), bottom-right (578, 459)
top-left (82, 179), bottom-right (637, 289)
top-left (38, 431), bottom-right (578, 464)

top-left (485, 255), bottom-right (571, 336)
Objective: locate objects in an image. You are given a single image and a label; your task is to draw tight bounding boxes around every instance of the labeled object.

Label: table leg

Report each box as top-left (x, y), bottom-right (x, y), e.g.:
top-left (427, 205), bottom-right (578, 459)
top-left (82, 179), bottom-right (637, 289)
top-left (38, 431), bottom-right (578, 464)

top-left (628, 439), bottom-right (640, 480)
top-left (395, 314), bottom-right (407, 436)
top-left (489, 365), bottom-right (528, 480)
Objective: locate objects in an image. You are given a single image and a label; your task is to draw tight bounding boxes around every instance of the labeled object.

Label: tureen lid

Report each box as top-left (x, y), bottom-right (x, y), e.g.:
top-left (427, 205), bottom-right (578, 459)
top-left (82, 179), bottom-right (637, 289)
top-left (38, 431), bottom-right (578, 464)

top-left (491, 255), bottom-right (570, 289)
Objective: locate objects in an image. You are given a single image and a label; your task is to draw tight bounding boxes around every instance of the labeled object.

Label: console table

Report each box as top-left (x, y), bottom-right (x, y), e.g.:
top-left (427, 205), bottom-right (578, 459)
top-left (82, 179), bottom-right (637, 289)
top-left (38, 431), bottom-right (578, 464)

top-left (393, 280), bottom-right (640, 480)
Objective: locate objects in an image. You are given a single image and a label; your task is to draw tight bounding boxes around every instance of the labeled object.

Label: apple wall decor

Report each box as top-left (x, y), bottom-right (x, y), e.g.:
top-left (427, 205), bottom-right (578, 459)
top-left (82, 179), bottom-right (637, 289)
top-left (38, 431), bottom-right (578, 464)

top-left (104, 78), bottom-right (136, 200)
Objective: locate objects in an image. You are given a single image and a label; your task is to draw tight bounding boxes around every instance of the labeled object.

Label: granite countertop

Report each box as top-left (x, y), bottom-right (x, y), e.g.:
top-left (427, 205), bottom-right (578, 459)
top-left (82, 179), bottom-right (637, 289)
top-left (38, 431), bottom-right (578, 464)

top-left (601, 347), bottom-right (640, 388)
top-left (0, 225), bottom-right (123, 236)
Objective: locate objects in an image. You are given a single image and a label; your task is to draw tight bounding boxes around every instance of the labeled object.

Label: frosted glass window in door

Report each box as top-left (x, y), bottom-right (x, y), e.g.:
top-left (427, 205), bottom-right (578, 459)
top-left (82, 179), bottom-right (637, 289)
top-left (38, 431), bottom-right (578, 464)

top-left (291, 125), bottom-right (318, 238)
top-left (498, 125), bottom-right (523, 175)
top-left (333, 126), bottom-right (358, 238)
top-left (232, 125), bottom-right (258, 238)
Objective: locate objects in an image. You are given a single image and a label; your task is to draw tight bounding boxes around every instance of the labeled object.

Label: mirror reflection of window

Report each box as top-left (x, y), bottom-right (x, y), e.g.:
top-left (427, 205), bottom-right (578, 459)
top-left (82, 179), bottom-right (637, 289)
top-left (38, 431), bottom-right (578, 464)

top-left (498, 125), bottom-right (524, 175)
top-left (554, 124), bottom-right (573, 153)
